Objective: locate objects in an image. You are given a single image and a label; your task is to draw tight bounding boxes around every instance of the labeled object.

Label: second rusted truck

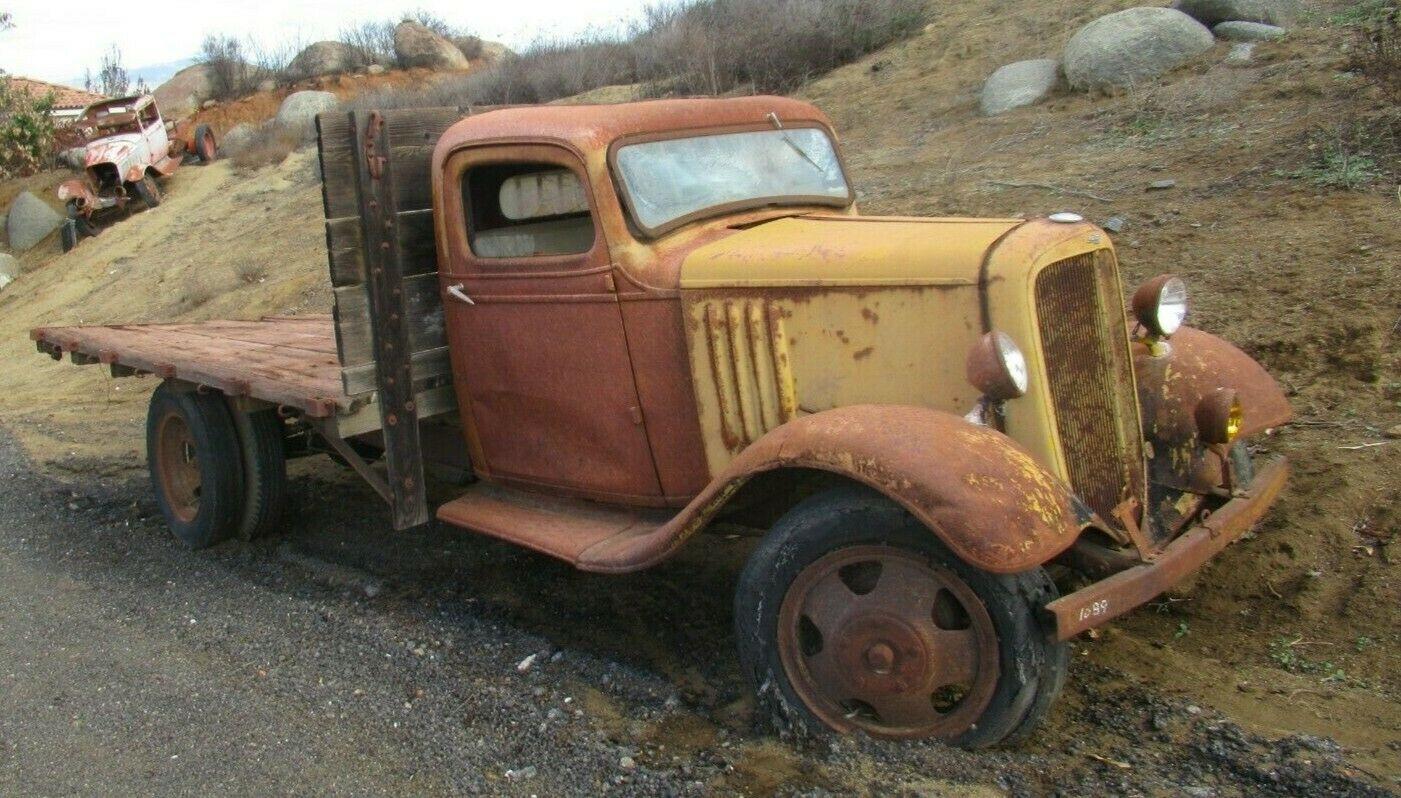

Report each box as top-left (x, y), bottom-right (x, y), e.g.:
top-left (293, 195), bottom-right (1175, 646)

top-left (31, 97), bottom-right (1292, 745)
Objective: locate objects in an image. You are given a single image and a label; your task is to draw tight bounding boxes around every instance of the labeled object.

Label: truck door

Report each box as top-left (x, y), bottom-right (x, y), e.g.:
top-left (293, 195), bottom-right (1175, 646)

top-left (437, 144), bottom-right (663, 504)
top-left (139, 100), bottom-right (168, 163)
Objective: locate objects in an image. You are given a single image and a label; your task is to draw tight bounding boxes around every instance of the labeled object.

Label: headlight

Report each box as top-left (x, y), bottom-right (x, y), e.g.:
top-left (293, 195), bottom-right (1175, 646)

top-left (1132, 274), bottom-right (1188, 337)
top-left (966, 331), bottom-right (1029, 401)
top-left (1195, 388), bottom-right (1243, 445)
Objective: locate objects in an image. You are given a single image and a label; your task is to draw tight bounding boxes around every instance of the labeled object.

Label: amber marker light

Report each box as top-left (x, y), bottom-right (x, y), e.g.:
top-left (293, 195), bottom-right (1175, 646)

top-left (1195, 388), bottom-right (1244, 445)
top-left (1132, 274), bottom-right (1189, 338)
top-left (966, 331), bottom-right (1029, 401)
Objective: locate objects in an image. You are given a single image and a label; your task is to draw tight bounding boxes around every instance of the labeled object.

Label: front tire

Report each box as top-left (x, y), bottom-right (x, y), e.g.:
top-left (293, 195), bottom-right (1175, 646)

top-left (133, 174), bottom-right (161, 208)
top-left (734, 486), bottom-right (1066, 748)
top-left (147, 382), bottom-right (243, 549)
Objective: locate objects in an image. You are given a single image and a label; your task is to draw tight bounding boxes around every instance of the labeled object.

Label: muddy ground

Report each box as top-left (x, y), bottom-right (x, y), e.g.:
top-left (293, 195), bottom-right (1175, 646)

top-left (0, 1), bottom-right (1397, 794)
top-left (0, 428), bottom-right (1389, 796)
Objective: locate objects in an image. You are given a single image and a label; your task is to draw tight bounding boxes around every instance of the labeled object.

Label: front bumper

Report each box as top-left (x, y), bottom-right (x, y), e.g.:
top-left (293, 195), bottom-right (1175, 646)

top-left (1045, 456), bottom-right (1289, 640)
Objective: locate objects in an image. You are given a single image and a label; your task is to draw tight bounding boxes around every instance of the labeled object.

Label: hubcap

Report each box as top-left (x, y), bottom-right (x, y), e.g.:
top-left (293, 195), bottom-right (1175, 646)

top-left (155, 411), bottom-right (201, 523)
top-left (777, 545), bottom-right (999, 739)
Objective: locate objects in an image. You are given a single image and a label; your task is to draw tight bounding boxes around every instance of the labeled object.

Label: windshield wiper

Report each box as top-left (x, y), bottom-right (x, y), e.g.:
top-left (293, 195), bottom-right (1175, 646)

top-left (767, 111), bottom-right (825, 174)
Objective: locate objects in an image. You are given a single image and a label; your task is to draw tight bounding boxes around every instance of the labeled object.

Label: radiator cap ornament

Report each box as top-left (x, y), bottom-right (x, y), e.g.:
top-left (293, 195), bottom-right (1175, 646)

top-left (1048, 212), bottom-right (1084, 224)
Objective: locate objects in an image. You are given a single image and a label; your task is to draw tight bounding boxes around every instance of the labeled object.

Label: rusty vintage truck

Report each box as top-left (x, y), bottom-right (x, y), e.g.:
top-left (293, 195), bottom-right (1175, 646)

top-left (31, 97), bottom-right (1292, 745)
top-left (57, 93), bottom-right (218, 250)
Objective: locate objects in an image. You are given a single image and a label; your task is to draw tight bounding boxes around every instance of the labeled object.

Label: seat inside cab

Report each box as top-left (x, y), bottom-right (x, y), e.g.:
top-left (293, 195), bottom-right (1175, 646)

top-left (466, 164), bottom-right (596, 259)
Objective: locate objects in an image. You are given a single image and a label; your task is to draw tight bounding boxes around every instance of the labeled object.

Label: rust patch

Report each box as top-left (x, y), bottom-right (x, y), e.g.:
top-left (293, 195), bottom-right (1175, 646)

top-left (853, 346), bottom-right (874, 360)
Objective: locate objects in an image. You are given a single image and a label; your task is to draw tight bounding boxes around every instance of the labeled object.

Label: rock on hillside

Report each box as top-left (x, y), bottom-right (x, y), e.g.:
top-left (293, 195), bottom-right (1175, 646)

top-left (1172, 0), bottom-right (1298, 26)
top-left (275, 91), bottom-right (339, 139)
top-left (1063, 7), bottom-right (1215, 91)
top-left (394, 21), bottom-right (470, 70)
top-left (5, 192), bottom-right (62, 252)
top-left (0, 252), bottom-right (16, 291)
top-left (287, 41), bottom-right (365, 80)
top-left (980, 59), bottom-right (1060, 116)
top-left (154, 63), bottom-right (214, 117)
top-left (1214, 21), bottom-right (1286, 40)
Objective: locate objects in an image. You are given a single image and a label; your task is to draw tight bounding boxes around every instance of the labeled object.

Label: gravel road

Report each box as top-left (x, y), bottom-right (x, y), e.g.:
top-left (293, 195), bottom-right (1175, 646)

top-left (0, 427), bottom-right (1390, 797)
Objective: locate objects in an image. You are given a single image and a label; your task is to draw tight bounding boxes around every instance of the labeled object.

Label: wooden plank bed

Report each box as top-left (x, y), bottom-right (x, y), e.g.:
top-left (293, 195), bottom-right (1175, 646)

top-left (30, 316), bottom-right (350, 417)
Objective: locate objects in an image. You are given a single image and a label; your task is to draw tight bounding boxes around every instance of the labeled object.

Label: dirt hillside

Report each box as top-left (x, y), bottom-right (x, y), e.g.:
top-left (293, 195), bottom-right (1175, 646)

top-left (0, 0), bottom-right (1396, 788)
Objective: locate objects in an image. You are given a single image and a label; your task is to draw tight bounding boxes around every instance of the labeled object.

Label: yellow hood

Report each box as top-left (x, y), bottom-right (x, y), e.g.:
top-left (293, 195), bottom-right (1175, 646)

top-left (679, 215), bottom-right (1024, 289)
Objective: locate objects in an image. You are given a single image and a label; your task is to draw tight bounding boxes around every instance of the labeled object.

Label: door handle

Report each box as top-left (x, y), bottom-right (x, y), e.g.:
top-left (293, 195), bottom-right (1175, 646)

top-left (446, 284), bottom-right (475, 305)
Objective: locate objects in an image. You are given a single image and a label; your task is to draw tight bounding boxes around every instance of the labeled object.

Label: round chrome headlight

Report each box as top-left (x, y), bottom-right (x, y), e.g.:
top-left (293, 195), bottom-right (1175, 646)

top-left (1132, 274), bottom-right (1188, 337)
top-left (966, 331), bottom-right (1029, 401)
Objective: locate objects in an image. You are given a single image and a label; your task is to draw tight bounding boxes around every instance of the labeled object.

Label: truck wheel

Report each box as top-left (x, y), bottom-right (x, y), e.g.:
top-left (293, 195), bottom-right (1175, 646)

top-left (734, 486), bottom-right (1066, 748)
top-left (194, 124), bottom-right (218, 163)
top-left (230, 405), bottom-right (288, 540)
top-left (133, 174), bottom-right (161, 208)
top-left (147, 382), bottom-right (243, 549)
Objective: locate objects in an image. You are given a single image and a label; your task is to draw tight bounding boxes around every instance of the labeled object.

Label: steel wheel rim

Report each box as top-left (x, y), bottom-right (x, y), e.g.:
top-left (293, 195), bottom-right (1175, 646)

top-left (155, 411), bottom-right (201, 523)
top-left (777, 545), bottom-right (999, 739)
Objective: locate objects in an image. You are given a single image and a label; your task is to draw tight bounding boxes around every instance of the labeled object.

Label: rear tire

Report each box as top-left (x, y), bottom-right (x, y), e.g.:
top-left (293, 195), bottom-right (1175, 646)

top-left (734, 485), bottom-right (1066, 748)
top-left (194, 124), bottom-right (217, 163)
top-left (230, 405), bottom-right (288, 540)
top-left (146, 382), bottom-right (243, 549)
top-left (133, 174), bottom-right (161, 208)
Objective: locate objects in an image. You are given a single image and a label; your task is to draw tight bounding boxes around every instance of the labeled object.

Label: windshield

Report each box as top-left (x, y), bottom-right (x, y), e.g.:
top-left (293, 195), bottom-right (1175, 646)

top-left (614, 127), bottom-right (851, 234)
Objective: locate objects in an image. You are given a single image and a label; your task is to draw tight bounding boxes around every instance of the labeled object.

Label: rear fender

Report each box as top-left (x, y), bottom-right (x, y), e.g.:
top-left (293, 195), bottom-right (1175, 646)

top-left (580, 405), bottom-right (1092, 575)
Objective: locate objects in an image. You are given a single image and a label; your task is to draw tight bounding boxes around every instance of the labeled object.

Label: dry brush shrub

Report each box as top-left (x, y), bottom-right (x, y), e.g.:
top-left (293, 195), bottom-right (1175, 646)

top-left (350, 0), bottom-right (925, 109)
top-left (1349, 3), bottom-right (1401, 106)
top-left (229, 124), bottom-right (302, 171)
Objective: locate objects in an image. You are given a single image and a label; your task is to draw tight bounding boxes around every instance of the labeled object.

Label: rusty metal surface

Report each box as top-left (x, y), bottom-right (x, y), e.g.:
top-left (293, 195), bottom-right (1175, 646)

top-left (436, 142), bottom-right (665, 504)
top-left (776, 545), bottom-right (999, 739)
top-left (573, 405), bottom-right (1088, 575)
top-left (1047, 456), bottom-right (1289, 640)
top-left (1035, 251), bottom-right (1148, 526)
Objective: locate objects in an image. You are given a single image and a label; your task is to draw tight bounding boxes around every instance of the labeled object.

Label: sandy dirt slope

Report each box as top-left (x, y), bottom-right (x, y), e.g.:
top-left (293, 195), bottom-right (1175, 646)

top-left (0, 0), bottom-right (1396, 791)
top-left (0, 152), bottom-right (331, 474)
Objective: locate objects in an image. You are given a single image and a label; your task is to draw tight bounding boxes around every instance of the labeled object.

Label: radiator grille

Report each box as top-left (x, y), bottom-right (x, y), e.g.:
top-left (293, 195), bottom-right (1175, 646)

top-left (1035, 252), bottom-right (1147, 525)
top-left (699, 299), bottom-right (798, 452)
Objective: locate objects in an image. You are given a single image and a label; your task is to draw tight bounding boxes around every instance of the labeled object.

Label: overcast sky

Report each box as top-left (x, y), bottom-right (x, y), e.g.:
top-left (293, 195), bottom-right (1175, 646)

top-left (1, 0), bottom-right (651, 84)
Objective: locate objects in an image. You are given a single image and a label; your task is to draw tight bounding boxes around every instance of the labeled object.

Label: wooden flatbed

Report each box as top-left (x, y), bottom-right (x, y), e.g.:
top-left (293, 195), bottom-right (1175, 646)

top-left (31, 316), bottom-right (347, 417)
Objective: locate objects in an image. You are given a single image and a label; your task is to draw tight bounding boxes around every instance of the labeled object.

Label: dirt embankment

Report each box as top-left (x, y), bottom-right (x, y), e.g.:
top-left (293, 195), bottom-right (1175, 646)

top-left (0, 0), bottom-right (1395, 790)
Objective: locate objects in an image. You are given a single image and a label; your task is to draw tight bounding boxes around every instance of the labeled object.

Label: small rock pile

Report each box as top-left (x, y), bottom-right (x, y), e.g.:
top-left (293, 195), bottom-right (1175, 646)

top-left (979, 1), bottom-right (1294, 116)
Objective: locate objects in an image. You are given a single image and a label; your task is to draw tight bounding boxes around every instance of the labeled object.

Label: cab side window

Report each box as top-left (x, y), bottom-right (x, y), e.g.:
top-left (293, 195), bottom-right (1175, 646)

top-left (140, 103), bottom-right (160, 129)
top-left (463, 162), bottom-right (596, 259)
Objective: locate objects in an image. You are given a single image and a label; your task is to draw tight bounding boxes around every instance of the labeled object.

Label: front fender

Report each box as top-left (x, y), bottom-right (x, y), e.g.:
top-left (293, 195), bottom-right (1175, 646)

top-left (1134, 326), bottom-right (1292, 443)
top-left (579, 405), bottom-right (1090, 575)
top-left (56, 179), bottom-right (95, 207)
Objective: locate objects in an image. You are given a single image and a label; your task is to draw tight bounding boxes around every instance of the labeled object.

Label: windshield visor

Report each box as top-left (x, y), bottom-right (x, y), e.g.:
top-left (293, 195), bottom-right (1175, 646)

top-left (614, 127), bottom-right (851, 235)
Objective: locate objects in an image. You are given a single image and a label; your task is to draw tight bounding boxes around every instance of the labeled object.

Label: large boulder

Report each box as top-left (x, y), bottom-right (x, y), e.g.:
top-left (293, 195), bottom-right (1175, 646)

top-left (287, 41), bottom-right (365, 80)
top-left (394, 21), bottom-right (470, 70)
top-left (1063, 7), bottom-right (1215, 91)
top-left (5, 191), bottom-right (63, 252)
top-left (980, 59), bottom-right (1061, 115)
top-left (275, 91), bottom-right (339, 139)
top-left (154, 63), bottom-right (214, 117)
top-left (1213, 20), bottom-right (1286, 40)
top-left (220, 122), bottom-right (261, 154)
top-left (0, 252), bottom-right (17, 290)
top-left (1172, 0), bottom-right (1297, 26)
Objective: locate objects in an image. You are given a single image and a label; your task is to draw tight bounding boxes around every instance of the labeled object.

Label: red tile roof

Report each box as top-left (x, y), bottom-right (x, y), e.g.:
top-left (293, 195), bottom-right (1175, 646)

top-left (3, 75), bottom-right (106, 110)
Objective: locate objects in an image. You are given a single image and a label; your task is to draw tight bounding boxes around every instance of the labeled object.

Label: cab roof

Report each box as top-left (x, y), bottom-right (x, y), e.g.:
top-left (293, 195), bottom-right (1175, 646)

top-left (435, 96), bottom-right (837, 158)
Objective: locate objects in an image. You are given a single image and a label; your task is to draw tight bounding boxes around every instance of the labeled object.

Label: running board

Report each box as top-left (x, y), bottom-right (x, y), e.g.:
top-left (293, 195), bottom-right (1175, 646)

top-left (436, 483), bottom-right (680, 572)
